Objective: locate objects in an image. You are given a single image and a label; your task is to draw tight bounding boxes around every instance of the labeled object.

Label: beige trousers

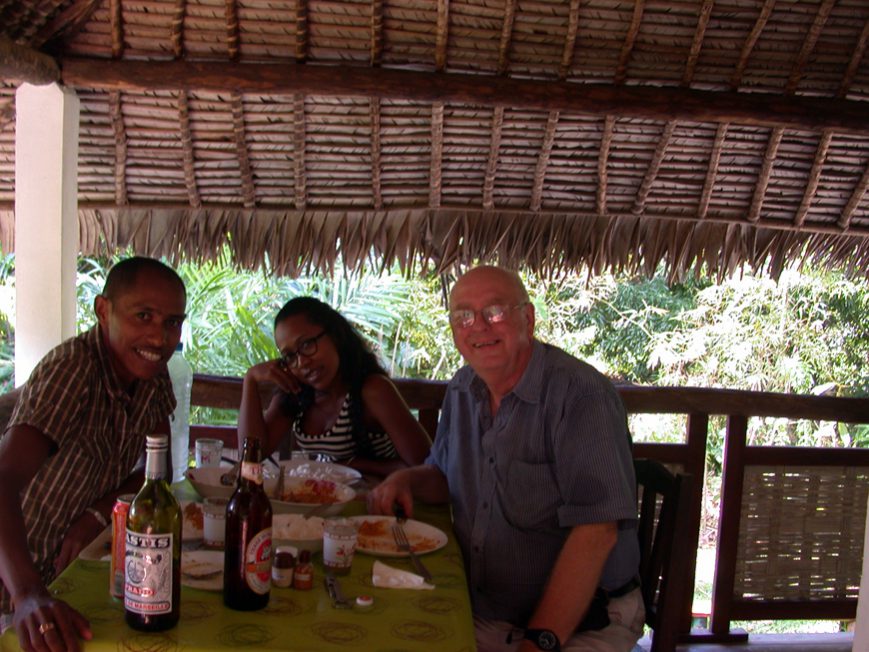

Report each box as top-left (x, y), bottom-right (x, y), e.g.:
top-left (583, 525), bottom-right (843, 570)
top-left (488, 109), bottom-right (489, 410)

top-left (475, 588), bottom-right (645, 652)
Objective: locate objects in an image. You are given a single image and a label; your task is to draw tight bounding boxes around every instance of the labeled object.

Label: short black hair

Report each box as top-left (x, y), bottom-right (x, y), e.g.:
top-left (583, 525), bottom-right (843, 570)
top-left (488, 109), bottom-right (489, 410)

top-left (102, 257), bottom-right (186, 301)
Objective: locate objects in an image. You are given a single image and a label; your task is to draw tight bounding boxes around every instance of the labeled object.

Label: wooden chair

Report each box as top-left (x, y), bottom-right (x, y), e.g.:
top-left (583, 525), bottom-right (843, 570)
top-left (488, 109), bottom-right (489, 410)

top-left (634, 458), bottom-right (694, 652)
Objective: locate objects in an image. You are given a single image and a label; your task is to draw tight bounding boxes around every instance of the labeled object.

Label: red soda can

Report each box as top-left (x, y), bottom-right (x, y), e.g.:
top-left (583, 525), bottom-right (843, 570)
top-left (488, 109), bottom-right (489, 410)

top-left (110, 494), bottom-right (134, 599)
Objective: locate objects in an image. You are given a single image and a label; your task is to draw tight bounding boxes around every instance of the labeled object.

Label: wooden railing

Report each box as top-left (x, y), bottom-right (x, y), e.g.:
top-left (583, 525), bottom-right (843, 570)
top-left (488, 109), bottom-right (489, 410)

top-left (190, 373), bottom-right (869, 644)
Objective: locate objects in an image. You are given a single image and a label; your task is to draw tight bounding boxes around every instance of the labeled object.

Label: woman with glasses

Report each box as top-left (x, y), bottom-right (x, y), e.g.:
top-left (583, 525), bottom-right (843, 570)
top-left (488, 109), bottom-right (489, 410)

top-left (238, 297), bottom-right (431, 478)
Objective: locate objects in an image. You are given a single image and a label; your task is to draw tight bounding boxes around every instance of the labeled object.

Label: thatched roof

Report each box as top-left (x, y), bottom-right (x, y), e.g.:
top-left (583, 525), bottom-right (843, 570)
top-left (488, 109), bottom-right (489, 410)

top-left (0, 0), bottom-right (867, 280)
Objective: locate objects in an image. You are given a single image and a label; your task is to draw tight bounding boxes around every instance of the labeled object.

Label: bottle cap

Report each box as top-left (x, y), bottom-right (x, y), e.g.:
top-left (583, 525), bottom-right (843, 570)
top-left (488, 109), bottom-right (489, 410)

top-left (355, 595), bottom-right (374, 609)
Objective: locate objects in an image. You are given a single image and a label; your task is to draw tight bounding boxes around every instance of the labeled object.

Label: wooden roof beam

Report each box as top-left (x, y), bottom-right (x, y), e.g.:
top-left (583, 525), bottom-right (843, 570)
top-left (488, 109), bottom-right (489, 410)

top-left (430, 103), bottom-right (444, 209)
top-left (293, 94), bottom-right (306, 209)
top-left (731, 0), bottom-right (775, 89)
top-left (58, 60), bottom-right (869, 135)
top-left (497, 0), bottom-right (516, 75)
top-left (531, 111), bottom-right (559, 212)
top-left (32, 0), bottom-right (103, 49)
top-left (370, 0), bottom-right (383, 66)
top-left (614, 0), bottom-right (645, 85)
top-left (226, 0), bottom-right (240, 61)
top-left (558, 0), bottom-right (580, 80)
top-left (682, 0), bottom-right (714, 86)
top-left (109, 91), bottom-right (128, 206)
top-left (839, 162), bottom-right (869, 231)
top-left (698, 124), bottom-right (727, 220)
top-left (296, 0), bottom-right (308, 63)
top-left (482, 106), bottom-right (504, 210)
top-left (748, 127), bottom-right (783, 223)
top-left (633, 120), bottom-right (676, 215)
top-left (839, 17), bottom-right (869, 98)
top-left (596, 116), bottom-right (614, 215)
top-left (171, 0), bottom-right (187, 58)
top-left (370, 98), bottom-right (382, 210)
top-left (178, 91), bottom-right (201, 208)
top-left (231, 93), bottom-right (256, 208)
top-left (435, 0), bottom-right (449, 72)
top-left (0, 37), bottom-right (59, 85)
top-left (786, 0), bottom-right (835, 94)
top-left (794, 129), bottom-right (832, 227)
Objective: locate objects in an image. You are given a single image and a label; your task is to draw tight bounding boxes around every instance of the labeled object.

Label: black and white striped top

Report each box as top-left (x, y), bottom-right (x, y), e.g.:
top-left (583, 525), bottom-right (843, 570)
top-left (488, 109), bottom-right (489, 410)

top-left (293, 394), bottom-right (398, 463)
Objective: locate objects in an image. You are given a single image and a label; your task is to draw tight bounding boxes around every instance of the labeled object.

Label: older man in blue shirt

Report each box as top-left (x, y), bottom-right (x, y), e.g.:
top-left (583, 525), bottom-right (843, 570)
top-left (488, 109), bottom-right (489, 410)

top-left (369, 265), bottom-right (643, 652)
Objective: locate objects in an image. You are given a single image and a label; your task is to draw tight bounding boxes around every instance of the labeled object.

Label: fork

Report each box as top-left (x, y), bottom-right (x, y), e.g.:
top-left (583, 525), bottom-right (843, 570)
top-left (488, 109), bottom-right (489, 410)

top-left (391, 517), bottom-right (433, 582)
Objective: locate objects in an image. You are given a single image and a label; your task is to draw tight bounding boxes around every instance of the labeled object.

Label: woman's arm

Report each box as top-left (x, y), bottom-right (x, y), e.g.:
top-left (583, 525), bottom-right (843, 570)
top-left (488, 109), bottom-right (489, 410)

top-left (237, 360), bottom-right (297, 456)
top-left (357, 375), bottom-right (432, 475)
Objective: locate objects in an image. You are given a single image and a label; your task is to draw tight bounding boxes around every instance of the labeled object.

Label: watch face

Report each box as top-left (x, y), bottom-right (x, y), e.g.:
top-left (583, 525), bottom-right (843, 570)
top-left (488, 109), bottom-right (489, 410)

top-left (526, 629), bottom-right (559, 651)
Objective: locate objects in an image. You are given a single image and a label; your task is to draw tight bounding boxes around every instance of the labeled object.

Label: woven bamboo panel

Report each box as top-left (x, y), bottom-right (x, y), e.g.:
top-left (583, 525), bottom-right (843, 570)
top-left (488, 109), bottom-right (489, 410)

top-left (735, 465), bottom-right (869, 602)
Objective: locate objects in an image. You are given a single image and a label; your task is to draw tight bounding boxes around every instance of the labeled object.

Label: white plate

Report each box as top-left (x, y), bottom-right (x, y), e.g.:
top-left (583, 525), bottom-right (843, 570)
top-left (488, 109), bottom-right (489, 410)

top-left (348, 516), bottom-right (448, 558)
top-left (181, 550), bottom-right (223, 591)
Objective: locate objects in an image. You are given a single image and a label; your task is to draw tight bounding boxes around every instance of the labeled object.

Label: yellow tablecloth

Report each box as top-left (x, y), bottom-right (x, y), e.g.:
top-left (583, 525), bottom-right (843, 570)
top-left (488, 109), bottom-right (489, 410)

top-left (1, 503), bottom-right (475, 652)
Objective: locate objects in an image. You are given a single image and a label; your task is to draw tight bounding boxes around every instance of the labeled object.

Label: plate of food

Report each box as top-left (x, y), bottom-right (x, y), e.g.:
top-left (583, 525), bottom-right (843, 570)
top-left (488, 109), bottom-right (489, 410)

top-left (348, 516), bottom-right (447, 557)
top-left (265, 476), bottom-right (356, 516)
top-left (181, 550), bottom-right (223, 591)
top-left (272, 512), bottom-right (326, 553)
top-left (268, 459), bottom-right (362, 486)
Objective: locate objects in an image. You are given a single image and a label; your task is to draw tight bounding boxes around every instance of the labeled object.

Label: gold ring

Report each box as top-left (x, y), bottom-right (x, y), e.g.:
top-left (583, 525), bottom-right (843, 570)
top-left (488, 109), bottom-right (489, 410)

top-left (38, 622), bottom-right (56, 636)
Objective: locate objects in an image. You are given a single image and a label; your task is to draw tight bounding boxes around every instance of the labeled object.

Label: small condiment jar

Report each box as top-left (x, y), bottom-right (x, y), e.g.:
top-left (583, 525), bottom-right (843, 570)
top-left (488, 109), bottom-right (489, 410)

top-left (293, 550), bottom-right (313, 590)
top-left (272, 545), bottom-right (297, 588)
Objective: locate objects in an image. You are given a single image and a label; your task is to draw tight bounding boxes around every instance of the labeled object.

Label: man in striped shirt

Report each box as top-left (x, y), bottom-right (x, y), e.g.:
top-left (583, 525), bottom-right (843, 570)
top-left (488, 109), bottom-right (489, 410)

top-left (369, 266), bottom-right (643, 652)
top-left (0, 257), bottom-right (186, 652)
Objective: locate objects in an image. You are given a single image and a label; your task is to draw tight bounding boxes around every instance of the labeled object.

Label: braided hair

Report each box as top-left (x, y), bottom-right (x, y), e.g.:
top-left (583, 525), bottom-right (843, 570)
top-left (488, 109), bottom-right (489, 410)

top-left (275, 297), bottom-right (387, 458)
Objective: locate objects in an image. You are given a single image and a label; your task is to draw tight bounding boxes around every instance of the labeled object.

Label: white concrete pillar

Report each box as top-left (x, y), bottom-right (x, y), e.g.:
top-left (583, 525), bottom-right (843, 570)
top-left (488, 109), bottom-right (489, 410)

top-left (854, 494), bottom-right (869, 651)
top-left (14, 83), bottom-right (79, 385)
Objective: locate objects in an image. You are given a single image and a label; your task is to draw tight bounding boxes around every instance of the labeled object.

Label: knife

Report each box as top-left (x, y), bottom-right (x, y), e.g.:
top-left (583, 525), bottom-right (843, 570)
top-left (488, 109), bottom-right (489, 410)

top-left (325, 573), bottom-right (352, 608)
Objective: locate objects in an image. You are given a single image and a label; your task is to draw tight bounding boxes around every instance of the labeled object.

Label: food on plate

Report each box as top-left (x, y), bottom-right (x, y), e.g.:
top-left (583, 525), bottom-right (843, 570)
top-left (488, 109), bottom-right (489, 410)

top-left (273, 513), bottom-right (325, 540)
top-left (356, 519), bottom-right (440, 554)
top-left (280, 478), bottom-right (341, 504)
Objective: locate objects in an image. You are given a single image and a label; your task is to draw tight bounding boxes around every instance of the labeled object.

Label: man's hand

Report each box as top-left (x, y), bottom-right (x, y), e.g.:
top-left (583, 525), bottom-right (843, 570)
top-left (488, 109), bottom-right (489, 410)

top-left (12, 590), bottom-right (92, 652)
top-left (366, 469), bottom-right (415, 518)
top-left (53, 511), bottom-right (105, 575)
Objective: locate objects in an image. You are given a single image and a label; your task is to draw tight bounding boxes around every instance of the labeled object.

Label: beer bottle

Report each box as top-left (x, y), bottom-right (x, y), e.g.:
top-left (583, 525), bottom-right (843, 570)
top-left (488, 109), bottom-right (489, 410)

top-left (224, 436), bottom-right (272, 610)
top-left (125, 434), bottom-right (181, 631)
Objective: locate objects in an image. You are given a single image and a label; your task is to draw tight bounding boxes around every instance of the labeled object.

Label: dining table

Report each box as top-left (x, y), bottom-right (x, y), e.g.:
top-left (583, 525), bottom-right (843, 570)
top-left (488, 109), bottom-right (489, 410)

top-left (0, 484), bottom-right (476, 652)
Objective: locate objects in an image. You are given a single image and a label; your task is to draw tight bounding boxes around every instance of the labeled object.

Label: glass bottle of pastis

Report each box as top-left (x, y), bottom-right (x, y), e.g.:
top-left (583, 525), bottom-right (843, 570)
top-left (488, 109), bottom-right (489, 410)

top-left (125, 434), bottom-right (181, 631)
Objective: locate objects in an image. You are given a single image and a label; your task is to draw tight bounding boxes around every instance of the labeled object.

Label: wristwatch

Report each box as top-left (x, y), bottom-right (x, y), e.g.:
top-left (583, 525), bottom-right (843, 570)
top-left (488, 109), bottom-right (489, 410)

top-left (523, 628), bottom-right (561, 651)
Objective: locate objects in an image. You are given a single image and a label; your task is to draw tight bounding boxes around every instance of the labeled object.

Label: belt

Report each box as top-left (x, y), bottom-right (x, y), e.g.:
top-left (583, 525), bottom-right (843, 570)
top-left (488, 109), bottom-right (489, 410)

top-left (600, 575), bottom-right (641, 599)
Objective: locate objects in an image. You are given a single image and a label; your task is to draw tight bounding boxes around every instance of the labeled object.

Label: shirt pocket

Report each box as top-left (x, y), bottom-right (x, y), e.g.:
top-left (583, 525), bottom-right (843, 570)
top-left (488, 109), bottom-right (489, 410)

top-left (499, 459), bottom-right (561, 530)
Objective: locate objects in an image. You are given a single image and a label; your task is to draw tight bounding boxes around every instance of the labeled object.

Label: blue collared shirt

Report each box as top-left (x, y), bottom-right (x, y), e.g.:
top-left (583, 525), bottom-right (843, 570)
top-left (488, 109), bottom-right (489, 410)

top-left (426, 340), bottom-right (639, 625)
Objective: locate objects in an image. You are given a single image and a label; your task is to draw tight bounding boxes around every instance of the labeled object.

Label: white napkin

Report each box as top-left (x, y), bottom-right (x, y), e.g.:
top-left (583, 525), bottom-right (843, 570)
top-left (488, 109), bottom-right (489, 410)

top-left (372, 560), bottom-right (435, 590)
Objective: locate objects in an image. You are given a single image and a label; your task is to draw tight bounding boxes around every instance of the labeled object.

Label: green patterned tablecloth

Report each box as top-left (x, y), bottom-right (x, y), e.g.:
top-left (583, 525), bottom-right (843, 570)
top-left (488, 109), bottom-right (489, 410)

top-left (1, 503), bottom-right (475, 652)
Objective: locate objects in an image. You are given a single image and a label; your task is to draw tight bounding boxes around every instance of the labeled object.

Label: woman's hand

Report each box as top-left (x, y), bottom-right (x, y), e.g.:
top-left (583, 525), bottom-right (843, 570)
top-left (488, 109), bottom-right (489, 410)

top-left (245, 359), bottom-right (301, 395)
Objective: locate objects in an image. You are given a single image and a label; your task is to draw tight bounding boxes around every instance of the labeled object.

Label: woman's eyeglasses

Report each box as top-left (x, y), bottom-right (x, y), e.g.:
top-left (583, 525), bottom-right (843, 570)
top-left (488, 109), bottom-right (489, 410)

top-left (280, 331), bottom-right (327, 368)
top-left (448, 303), bottom-right (527, 329)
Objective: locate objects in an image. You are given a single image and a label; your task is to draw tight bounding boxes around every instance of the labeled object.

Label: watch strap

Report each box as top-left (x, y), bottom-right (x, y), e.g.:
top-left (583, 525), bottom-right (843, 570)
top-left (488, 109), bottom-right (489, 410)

top-left (523, 628), bottom-right (561, 651)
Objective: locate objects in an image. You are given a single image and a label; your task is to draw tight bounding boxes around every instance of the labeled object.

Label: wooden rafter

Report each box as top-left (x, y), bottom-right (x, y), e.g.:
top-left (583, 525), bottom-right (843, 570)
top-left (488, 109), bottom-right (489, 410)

top-left (597, 116), bottom-right (615, 215)
top-left (794, 129), bottom-right (832, 227)
top-left (171, 0), bottom-right (186, 59)
top-left (497, 0), bottom-right (517, 75)
top-left (682, 0), bottom-right (714, 86)
top-left (430, 103), bottom-right (444, 209)
top-left (435, 0), bottom-right (449, 72)
top-left (558, 0), bottom-right (581, 80)
top-left (109, 91), bottom-right (128, 206)
top-left (110, 0), bottom-right (123, 59)
top-left (786, 0), bottom-right (835, 94)
top-left (748, 127), bottom-right (783, 223)
top-left (296, 0), bottom-right (308, 63)
top-left (370, 0), bottom-right (383, 67)
top-left (59, 60), bottom-right (869, 135)
top-left (633, 120), bottom-right (676, 215)
top-left (699, 124), bottom-right (728, 220)
top-left (482, 106), bottom-right (504, 211)
top-left (31, 0), bottom-right (103, 48)
top-left (731, 0), bottom-right (776, 89)
top-left (177, 91), bottom-right (201, 208)
top-left (614, 0), bottom-right (645, 85)
top-left (293, 94), bottom-right (306, 210)
top-left (531, 111), bottom-right (559, 212)
top-left (839, 17), bottom-right (869, 98)
top-left (225, 0), bottom-right (240, 61)
top-left (231, 93), bottom-right (255, 208)
top-left (0, 99), bottom-right (14, 132)
top-left (839, 162), bottom-right (869, 231)
top-left (0, 37), bottom-right (59, 85)
top-left (370, 98), bottom-right (382, 210)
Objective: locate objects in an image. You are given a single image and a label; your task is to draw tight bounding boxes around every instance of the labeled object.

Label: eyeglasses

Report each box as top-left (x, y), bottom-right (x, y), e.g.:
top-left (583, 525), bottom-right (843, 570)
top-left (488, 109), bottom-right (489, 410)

top-left (280, 331), bottom-right (327, 368)
top-left (448, 303), bottom-right (528, 329)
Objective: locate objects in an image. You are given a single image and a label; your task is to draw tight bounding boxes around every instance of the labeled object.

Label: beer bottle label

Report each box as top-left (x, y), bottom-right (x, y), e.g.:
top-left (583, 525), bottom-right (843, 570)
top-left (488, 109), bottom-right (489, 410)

top-left (241, 461), bottom-right (263, 485)
top-left (124, 530), bottom-right (174, 615)
top-left (244, 528), bottom-right (272, 595)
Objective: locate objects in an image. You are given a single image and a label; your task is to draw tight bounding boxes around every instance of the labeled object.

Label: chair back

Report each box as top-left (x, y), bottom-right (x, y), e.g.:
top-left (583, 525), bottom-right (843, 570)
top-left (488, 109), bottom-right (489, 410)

top-left (634, 458), bottom-right (693, 652)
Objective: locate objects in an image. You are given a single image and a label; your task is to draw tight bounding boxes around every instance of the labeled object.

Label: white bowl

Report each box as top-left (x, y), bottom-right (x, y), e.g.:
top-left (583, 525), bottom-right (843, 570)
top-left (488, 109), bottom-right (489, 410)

top-left (265, 476), bottom-right (356, 516)
top-left (186, 466), bottom-right (235, 499)
top-left (266, 459), bottom-right (362, 485)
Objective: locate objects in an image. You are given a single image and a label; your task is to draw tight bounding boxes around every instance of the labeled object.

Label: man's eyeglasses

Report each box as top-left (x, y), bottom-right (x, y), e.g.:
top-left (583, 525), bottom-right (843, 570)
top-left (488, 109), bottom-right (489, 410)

top-left (280, 331), bottom-right (327, 368)
top-left (448, 303), bottom-right (528, 329)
